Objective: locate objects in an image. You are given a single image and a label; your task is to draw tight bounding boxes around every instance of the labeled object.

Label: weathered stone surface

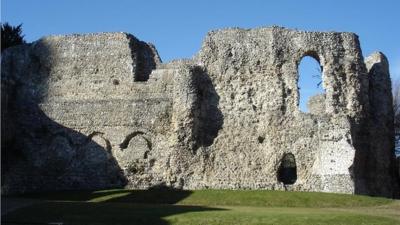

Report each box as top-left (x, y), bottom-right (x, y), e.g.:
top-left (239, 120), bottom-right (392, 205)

top-left (1, 27), bottom-right (398, 197)
top-left (307, 94), bottom-right (326, 115)
top-left (363, 52), bottom-right (399, 196)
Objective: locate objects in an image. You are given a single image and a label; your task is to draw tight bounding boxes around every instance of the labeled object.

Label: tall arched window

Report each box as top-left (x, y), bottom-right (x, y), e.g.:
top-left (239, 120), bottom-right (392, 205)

top-left (298, 55), bottom-right (325, 113)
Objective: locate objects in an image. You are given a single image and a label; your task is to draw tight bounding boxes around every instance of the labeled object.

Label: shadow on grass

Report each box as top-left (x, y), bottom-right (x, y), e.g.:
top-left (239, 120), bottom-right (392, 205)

top-left (20, 188), bottom-right (194, 204)
top-left (3, 189), bottom-right (225, 225)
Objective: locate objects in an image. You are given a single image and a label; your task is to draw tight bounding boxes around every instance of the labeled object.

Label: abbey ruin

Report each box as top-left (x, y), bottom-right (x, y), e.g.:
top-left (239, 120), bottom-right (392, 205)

top-left (1, 27), bottom-right (399, 197)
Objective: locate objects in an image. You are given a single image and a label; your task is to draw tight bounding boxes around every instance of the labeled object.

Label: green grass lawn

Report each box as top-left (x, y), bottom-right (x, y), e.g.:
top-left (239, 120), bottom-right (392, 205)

top-left (2, 189), bottom-right (400, 225)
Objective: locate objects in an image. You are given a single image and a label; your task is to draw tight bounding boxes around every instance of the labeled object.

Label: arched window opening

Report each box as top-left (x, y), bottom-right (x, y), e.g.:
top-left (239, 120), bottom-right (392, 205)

top-left (277, 153), bottom-right (297, 185)
top-left (298, 56), bottom-right (325, 113)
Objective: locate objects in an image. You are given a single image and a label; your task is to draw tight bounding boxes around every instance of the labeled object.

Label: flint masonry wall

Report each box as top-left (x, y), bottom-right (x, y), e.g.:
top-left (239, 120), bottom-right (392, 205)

top-left (1, 27), bottom-right (398, 197)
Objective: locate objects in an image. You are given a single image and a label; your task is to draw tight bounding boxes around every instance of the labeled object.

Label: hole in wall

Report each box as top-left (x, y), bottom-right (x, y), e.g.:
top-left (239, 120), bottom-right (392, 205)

top-left (113, 79), bottom-right (120, 85)
top-left (298, 55), bottom-right (325, 113)
top-left (277, 153), bottom-right (297, 185)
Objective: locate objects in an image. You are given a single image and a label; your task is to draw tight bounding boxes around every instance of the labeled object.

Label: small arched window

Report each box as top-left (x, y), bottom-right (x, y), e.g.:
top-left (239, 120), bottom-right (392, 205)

top-left (298, 55), bottom-right (325, 113)
top-left (277, 153), bottom-right (297, 185)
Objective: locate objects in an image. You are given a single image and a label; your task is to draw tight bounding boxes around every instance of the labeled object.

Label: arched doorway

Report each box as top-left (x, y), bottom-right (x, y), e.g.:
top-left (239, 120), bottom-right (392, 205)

top-left (277, 153), bottom-right (297, 185)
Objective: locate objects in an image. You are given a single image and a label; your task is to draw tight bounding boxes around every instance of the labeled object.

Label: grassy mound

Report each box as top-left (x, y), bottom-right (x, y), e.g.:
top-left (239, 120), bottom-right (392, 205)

top-left (3, 189), bottom-right (399, 225)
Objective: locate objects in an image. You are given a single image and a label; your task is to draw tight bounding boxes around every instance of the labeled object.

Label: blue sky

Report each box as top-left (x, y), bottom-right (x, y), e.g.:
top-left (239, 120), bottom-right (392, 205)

top-left (2, 0), bottom-right (399, 110)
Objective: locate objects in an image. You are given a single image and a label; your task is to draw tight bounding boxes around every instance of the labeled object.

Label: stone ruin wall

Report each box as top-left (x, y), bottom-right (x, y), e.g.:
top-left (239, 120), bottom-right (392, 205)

top-left (1, 27), bottom-right (399, 197)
